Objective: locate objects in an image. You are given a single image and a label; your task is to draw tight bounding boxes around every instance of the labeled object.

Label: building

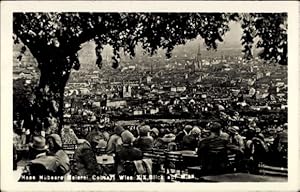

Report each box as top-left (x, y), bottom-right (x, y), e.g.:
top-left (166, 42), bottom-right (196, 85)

top-left (150, 108), bottom-right (159, 115)
top-left (123, 84), bottom-right (132, 98)
top-left (107, 99), bottom-right (127, 108)
top-left (133, 109), bottom-right (143, 116)
top-left (79, 88), bottom-right (90, 95)
top-left (146, 75), bottom-right (152, 84)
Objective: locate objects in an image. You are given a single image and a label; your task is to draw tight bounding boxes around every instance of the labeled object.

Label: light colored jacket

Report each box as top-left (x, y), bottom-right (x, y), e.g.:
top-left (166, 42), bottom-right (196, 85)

top-left (106, 134), bottom-right (122, 154)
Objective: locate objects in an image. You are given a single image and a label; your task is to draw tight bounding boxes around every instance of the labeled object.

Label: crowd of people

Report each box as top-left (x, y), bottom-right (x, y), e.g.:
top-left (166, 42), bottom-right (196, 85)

top-left (13, 113), bottom-right (288, 181)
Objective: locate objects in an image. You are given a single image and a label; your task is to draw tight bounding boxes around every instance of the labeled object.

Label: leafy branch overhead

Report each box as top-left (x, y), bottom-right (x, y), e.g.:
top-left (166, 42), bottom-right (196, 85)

top-left (13, 12), bottom-right (287, 72)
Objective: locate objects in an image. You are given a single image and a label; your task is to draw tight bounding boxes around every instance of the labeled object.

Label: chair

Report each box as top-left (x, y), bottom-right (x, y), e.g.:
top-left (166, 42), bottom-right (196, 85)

top-left (167, 142), bottom-right (177, 151)
top-left (152, 148), bottom-right (167, 166)
top-left (143, 152), bottom-right (160, 175)
top-left (142, 148), bottom-right (166, 177)
top-left (198, 149), bottom-right (229, 176)
top-left (62, 144), bottom-right (77, 161)
top-left (123, 160), bottom-right (137, 176)
top-left (62, 144), bottom-right (77, 150)
top-left (164, 151), bottom-right (184, 181)
top-left (117, 159), bottom-right (153, 182)
top-left (133, 159), bottom-right (153, 175)
top-left (95, 147), bottom-right (107, 156)
top-left (227, 153), bottom-right (237, 172)
top-left (187, 166), bottom-right (202, 178)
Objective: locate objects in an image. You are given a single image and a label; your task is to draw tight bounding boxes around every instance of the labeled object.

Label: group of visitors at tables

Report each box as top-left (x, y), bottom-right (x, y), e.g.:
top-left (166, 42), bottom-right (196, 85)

top-left (14, 120), bottom-right (287, 181)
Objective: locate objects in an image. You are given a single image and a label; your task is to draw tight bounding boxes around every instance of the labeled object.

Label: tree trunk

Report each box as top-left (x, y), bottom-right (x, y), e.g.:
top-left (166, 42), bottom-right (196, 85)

top-left (32, 57), bottom-right (71, 135)
top-left (58, 84), bottom-right (65, 132)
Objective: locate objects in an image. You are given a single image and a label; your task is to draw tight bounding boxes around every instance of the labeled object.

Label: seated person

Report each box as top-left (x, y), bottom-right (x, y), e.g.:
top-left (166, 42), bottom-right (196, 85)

top-left (155, 129), bottom-right (176, 149)
top-left (200, 128), bottom-right (211, 140)
top-left (61, 125), bottom-right (78, 144)
top-left (134, 125), bottom-right (154, 152)
top-left (150, 128), bottom-right (160, 147)
top-left (106, 125), bottom-right (124, 154)
top-left (227, 126), bottom-right (245, 153)
top-left (272, 125), bottom-right (287, 167)
top-left (182, 126), bottom-right (201, 151)
top-left (175, 125), bottom-right (193, 149)
top-left (86, 125), bottom-right (109, 154)
top-left (71, 136), bottom-right (103, 178)
top-left (46, 134), bottom-right (70, 175)
top-left (220, 129), bottom-right (230, 141)
top-left (115, 130), bottom-right (143, 177)
top-left (20, 136), bottom-right (58, 181)
top-left (96, 123), bottom-right (110, 141)
top-left (197, 122), bottom-right (229, 175)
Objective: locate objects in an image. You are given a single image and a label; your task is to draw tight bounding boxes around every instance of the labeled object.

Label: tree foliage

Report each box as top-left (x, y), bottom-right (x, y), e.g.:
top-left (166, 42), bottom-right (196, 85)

top-left (13, 12), bottom-right (287, 133)
top-left (14, 13), bottom-right (287, 69)
top-left (240, 13), bottom-right (287, 64)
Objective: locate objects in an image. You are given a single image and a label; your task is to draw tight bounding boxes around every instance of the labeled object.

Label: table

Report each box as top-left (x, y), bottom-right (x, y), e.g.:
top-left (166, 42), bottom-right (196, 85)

top-left (168, 150), bottom-right (197, 156)
top-left (96, 155), bottom-right (114, 165)
top-left (97, 155), bottom-right (115, 176)
top-left (166, 151), bottom-right (199, 173)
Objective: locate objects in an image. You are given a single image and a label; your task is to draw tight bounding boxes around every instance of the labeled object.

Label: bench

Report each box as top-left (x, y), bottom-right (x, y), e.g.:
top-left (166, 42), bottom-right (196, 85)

top-left (258, 164), bottom-right (288, 177)
top-left (62, 144), bottom-right (77, 161)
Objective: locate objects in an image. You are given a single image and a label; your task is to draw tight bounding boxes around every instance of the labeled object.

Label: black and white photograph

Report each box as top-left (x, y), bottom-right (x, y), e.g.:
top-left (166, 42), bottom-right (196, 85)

top-left (1, 1), bottom-right (299, 192)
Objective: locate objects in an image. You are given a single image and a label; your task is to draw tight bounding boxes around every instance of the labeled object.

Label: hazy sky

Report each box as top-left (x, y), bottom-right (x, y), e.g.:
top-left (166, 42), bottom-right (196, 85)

top-left (81, 21), bottom-right (244, 57)
top-left (77, 21), bottom-right (244, 67)
top-left (222, 21), bottom-right (243, 47)
top-left (184, 21), bottom-right (243, 49)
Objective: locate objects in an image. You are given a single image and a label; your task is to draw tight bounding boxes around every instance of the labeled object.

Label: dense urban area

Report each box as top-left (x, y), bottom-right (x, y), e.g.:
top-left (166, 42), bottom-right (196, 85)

top-left (13, 41), bottom-right (288, 182)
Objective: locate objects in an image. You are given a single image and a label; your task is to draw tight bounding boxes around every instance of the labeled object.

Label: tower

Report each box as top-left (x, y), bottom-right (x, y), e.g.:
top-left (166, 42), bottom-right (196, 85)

top-left (194, 44), bottom-right (202, 72)
top-left (123, 84), bottom-right (132, 98)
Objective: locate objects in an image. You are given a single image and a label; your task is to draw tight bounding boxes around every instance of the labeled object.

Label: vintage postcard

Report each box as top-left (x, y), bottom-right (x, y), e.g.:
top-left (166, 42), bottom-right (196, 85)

top-left (1, 1), bottom-right (299, 192)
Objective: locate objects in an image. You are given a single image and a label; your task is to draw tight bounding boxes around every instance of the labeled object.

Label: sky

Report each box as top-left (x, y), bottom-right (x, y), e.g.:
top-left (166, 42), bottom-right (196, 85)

top-left (14, 21), bottom-right (245, 67)
top-left (79, 21), bottom-right (244, 64)
top-left (222, 21), bottom-right (243, 47)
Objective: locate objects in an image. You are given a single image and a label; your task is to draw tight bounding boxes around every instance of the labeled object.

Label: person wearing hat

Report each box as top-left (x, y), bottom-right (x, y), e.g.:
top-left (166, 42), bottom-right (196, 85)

top-left (86, 124), bottom-right (106, 138)
top-left (114, 130), bottom-right (142, 176)
top-left (96, 123), bottom-right (110, 141)
top-left (182, 126), bottom-right (201, 151)
top-left (227, 126), bottom-right (245, 153)
top-left (164, 132), bottom-right (178, 151)
top-left (150, 128), bottom-right (160, 147)
top-left (21, 136), bottom-right (58, 180)
top-left (153, 128), bottom-right (176, 149)
top-left (201, 127), bottom-right (211, 140)
top-left (106, 125), bottom-right (124, 154)
top-left (46, 134), bottom-right (70, 175)
top-left (220, 125), bottom-right (230, 141)
top-left (196, 122), bottom-right (229, 175)
top-left (175, 125), bottom-right (193, 149)
top-left (117, 130), bottom-right (142, 161)
top-left (133, 125), bottom-right (154, 152)
top-left (246, 132), bottom-right (269, 172)
top-left (72, 135), bottom-right (103, 177)
top-left (27, 135), bottom-right (49, 160)
top-left (89, 124), bottom-right (110, 153)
